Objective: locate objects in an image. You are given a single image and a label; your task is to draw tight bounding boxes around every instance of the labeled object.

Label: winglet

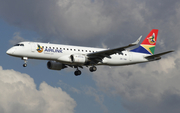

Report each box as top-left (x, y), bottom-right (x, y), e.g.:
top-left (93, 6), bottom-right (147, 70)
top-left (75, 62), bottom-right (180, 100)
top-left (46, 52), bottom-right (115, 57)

top-left (130, 35), bottom-right (142, 46)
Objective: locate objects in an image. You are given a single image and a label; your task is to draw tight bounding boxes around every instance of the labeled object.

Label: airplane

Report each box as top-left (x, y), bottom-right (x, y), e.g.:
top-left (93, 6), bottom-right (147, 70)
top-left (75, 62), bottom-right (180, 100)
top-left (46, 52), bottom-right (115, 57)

top-left (6, 29), bottom-right (173, 76)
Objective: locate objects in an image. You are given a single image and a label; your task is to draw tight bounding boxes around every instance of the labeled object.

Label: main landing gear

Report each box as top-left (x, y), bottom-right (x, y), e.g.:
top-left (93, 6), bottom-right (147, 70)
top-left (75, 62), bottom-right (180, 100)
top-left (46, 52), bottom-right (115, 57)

top-left (74, 66), bottom-right (97, 76)
top-left (74, 66), bottom-right (82, 76)
top-left (89, 66), bottom-right (97, 72)
top-left (22, 57), bottom-right (28, 67)
top-left (74, 69), bottom-right (81, 76)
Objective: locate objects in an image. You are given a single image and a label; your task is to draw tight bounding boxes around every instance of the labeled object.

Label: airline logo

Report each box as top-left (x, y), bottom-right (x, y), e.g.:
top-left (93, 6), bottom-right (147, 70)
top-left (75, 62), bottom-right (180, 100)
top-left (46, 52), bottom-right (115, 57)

top-left (148, 33), bottom-right (156, 44)
top-left (37, 44), bottom-right (44, 53)
top-left (130, 29), bottom-right (158, 55)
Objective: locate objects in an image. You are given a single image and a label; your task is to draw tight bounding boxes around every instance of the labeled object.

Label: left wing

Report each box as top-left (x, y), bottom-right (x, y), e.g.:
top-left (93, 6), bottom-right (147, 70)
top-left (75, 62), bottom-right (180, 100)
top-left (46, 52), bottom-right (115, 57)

top-left (87, 36), bottom-right (142, 63)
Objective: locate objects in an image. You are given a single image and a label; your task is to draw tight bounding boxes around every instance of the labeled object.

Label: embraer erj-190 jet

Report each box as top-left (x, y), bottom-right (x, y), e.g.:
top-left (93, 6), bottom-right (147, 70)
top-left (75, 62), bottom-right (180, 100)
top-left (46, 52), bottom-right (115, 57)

top-left (6, 29), bottom-right (173, 76)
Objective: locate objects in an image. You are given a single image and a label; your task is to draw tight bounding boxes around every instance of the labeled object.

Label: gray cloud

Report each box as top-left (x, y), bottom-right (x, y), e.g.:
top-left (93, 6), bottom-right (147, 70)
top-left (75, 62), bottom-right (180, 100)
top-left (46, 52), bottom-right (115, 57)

top-left (0, 0), bottom-right (179, 48)
top-left (0, 66), bottom-right (76, 113)
top-left (9, 32), bottom-right (25, 45)
top-left (92, 49), bottom-right (180, 113)
top-left (84, 86), bottom-right (108, 113)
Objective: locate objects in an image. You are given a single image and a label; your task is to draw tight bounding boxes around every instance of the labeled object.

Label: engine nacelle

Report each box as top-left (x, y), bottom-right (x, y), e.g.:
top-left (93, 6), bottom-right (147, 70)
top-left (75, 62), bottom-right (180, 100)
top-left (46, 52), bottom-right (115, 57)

top-left (47, 61), bottom-right (66, 70)
top-left (70, 54), bottom-right (88, 64)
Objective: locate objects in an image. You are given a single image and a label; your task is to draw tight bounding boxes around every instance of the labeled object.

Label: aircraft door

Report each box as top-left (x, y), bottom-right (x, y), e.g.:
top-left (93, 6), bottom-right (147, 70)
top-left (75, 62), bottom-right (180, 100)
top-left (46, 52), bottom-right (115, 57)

top-left (128, 51), bottom-right (133, 61)
top-left (31, 43), bottom-right (36, 52)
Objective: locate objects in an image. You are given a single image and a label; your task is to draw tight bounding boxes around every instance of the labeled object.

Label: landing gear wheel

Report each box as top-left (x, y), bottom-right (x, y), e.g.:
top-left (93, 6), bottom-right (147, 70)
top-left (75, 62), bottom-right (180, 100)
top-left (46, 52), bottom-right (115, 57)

top-left (89, 66), bottom-right (97, 72)
top-left (23, 63), bottom-right (27, 67)
top-left (74, 70), bottom-right (81, 76)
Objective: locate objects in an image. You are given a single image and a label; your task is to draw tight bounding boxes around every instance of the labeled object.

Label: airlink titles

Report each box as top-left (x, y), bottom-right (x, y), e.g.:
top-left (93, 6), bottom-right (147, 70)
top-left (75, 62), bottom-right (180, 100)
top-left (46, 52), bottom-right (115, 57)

top-left (44, 48), bottom-right (62, 53)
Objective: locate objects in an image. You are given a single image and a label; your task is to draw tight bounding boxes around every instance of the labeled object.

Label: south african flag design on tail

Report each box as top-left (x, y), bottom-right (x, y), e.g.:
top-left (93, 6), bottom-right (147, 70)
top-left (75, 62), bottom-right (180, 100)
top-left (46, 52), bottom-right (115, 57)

top-left (131, 29), bottom-right (158, 55)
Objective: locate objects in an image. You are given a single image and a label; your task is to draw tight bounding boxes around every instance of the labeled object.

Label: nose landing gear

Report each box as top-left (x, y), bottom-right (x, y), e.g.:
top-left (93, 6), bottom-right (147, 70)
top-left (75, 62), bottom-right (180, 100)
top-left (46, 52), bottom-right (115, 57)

top-left (23, 63), bottom-right (27, 67)
top-left (22, 57), bottom-right (28, 67)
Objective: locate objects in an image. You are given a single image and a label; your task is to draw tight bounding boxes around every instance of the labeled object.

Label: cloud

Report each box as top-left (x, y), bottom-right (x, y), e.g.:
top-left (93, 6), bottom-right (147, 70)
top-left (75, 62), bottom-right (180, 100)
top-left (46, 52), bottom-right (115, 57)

top-left (2, 0), bottom-right (180, 48)
top-left (84, 86), bottom-right (108, 113)
top-left (0, 0), bottom-right (112, 45)
top-left (92, 49), bottom-right (180, 113)
top-left (0, 0), bottom-right (179, 49)
top-left (57, 80), bottom-right (108, 112)
top-left (0, 66), bottom-right (76, 113)
top-left (9, 32), bottom-right (25, 45)
top-left (58, 80), bottom-right (81, 94)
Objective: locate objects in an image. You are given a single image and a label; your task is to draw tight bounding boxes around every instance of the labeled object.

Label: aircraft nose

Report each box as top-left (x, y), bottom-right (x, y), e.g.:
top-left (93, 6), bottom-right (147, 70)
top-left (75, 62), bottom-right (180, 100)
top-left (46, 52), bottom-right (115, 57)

top-left (6, 48), bottom-right (14, 55)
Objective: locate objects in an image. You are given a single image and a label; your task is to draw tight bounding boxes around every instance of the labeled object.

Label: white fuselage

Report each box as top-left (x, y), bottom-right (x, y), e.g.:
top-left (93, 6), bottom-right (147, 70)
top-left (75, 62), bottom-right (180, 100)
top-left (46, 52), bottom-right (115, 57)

top-left (7, 42), bottom-right (149, 66)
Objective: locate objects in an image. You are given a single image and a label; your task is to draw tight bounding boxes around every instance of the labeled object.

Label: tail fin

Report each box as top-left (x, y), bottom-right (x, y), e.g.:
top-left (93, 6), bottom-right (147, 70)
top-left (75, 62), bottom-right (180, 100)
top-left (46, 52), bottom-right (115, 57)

top-left (131, 29), bottom-right (158, 55)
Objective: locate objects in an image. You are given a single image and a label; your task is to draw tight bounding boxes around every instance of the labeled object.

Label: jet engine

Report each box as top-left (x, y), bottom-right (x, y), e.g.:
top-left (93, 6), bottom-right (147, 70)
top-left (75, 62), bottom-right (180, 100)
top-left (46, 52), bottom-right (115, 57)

top-left (47, 61), bottom-right (66, 70)
top-left (70, 54), bottom-right (88, 64)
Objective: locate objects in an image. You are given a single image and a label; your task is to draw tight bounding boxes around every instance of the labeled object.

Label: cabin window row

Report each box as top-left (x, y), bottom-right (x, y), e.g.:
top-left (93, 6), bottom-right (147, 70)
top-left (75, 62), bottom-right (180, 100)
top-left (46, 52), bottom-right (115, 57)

top-left (42, 46), bottom-right (127, 56)
top-left (42, 46), bottom-right (96, 53)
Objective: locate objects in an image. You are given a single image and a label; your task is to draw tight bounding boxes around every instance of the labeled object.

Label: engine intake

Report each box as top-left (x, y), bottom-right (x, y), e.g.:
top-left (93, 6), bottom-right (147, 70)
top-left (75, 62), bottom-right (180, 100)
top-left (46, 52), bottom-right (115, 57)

top-left (47, 61), bottom-right (66, 70)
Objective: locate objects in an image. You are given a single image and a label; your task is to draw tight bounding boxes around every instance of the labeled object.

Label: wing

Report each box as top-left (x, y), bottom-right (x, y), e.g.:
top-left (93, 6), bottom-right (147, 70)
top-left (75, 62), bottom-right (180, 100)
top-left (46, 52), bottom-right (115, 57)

top-left (145, 50), bottom-right (174, 60)
top-left (87, 36), bottom-right (142, 64)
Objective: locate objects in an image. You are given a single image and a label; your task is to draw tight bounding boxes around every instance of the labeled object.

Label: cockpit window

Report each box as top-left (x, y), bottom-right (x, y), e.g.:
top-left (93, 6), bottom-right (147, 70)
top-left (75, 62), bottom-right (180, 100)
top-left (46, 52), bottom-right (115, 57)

top-left (14, 44), bottom-right (20, 46)
top-left (14, 44), bottom-right (24, 46)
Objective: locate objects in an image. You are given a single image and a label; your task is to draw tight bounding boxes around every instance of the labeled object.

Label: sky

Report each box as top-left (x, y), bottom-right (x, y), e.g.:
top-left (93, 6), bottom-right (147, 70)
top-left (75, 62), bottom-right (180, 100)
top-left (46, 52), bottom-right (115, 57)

top-left (0, 0), bottom-right (180, 113)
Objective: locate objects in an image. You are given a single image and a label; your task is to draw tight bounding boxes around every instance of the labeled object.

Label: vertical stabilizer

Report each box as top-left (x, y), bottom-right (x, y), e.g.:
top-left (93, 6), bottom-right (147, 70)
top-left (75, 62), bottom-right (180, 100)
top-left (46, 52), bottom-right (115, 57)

top-left (131, 29), bottom-right (158, 55)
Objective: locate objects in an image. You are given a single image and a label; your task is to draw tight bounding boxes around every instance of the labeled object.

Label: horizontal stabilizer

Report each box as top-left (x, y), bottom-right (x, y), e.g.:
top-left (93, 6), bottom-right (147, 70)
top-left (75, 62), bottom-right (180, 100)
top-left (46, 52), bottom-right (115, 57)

top-left (145, 50), bottom-right (174, 60)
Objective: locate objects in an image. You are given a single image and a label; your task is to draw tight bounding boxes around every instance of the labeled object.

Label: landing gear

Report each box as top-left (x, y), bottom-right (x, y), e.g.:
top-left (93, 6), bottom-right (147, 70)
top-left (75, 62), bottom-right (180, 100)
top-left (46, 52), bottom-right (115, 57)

top-left (74, 70), bottom-right (81, 76)
top-left (22, 57), bottom-right (28, 67)
top-left (74, 66), bottom-right (83, 76)
top-left (89, 66), bottom-right (97, 72)
top-left (23, 63), bottom-right (27, 67)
